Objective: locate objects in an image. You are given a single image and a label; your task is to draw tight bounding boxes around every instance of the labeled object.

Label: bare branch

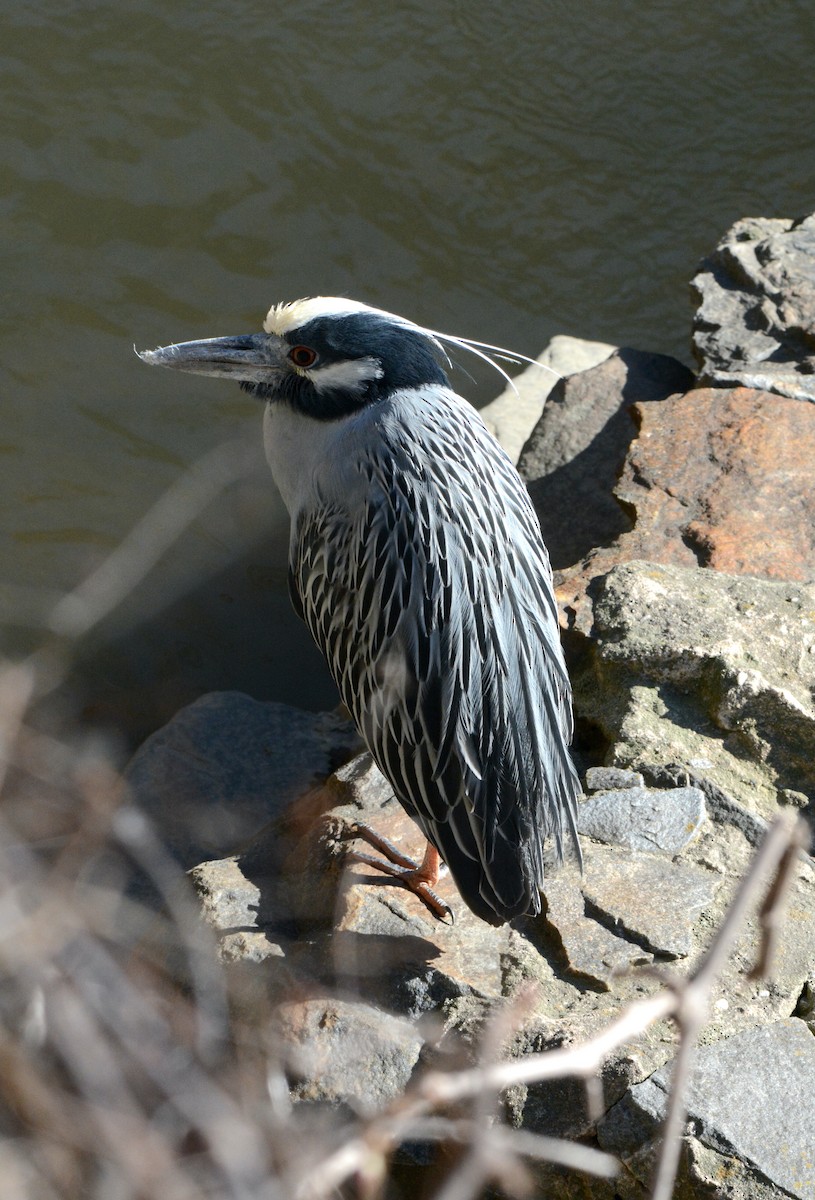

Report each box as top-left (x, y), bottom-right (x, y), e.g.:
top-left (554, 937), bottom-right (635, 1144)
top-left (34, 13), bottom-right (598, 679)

top-left (748, 821), bottom-right (810, 981)
top-left (488, 1126), bottom-right (618, 1178)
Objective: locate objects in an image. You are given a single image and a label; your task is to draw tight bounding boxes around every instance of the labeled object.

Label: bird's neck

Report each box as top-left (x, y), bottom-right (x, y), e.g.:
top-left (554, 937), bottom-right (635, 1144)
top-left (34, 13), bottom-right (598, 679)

top-left (262, 384), bottom-right (475, 527)
top-left (262, 399), bottom-right (369, 523)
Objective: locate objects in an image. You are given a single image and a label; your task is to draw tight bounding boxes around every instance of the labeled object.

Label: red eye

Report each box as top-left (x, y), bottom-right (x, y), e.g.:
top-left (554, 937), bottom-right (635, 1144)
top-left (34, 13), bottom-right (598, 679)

top-left (289, 345), bottom-right (317, 368)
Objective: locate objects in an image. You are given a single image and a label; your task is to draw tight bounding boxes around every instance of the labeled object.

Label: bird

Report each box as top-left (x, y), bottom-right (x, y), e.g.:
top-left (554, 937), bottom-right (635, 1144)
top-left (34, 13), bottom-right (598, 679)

top-left (139, 297), bottom-right (581, 925)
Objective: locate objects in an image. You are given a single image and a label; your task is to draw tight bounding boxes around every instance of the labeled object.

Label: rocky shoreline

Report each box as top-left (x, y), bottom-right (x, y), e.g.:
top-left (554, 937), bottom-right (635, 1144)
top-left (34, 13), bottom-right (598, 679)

top-left (126, 213), bottom-right (815, 1199)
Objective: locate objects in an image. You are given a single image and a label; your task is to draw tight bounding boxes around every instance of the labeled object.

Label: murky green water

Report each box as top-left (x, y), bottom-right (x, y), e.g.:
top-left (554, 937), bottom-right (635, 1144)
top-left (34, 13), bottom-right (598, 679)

top-left (3, 0), bottom-right (815, 738)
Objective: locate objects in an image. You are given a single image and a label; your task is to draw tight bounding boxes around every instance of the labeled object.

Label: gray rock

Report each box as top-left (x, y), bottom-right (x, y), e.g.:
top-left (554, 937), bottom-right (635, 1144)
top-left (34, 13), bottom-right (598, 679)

top-left (585, 767), bottom-right (645, 792)
top-left (191, 854), bottom-right (294, 970)
top-left (334, 864), bottom-right (509, 1012)
top-left (479, 333), bottom-right (615, 464)
top-left (692, 212), bottom-right (815, 402)
top-left (779, 787), bottom-right (811, 810)
top-left (540, 859), bottom-right (654, 991)
top-left (275, 997), bottom-right (425, 1114)
top-left (599, 1018), bottom-right (815, 1199)
top-left (581, 850), bottom-right (721, 959)
top-left (124, 691), bottom-right (360, 866)
top-left (575, 561), bottom-right (815, 825)
top-left (645, 764), bottom-right (770, 849)
top-left (194, 852), bottom-right (262, 932)
top-left (796, 978), bottom-right (815, 1034)
top-left (537, 841), bottom-right (722, 987)
top-left (192, 752), bottom-right (510, 1012)
top-left (518, 349), bottom-right (694, 569)
top-left (578, 785), bottom-right (706, 854)
top-left (683, 1139), bottom-right (794, 1200)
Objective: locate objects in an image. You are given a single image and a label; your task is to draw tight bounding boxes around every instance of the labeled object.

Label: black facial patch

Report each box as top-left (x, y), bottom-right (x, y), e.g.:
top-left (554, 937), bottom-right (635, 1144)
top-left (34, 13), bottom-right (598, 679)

top-left (242, 312), bottom-right (449, 420)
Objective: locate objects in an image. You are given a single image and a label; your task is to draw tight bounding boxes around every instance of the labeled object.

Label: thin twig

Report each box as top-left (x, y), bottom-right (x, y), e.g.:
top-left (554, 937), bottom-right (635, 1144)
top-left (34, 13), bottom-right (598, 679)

top-left (748, 825), bottom-right (809, 981)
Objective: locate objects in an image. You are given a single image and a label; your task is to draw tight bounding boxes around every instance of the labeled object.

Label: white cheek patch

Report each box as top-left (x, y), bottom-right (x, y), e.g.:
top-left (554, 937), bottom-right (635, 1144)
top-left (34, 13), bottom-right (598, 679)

top-left (308, 356), bottom-right (383, 394)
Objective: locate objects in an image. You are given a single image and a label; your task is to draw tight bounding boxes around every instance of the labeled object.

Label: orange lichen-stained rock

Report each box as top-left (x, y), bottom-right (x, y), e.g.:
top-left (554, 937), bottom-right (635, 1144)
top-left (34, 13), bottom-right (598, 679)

top-left (556, 387), bottom-right (815, 633)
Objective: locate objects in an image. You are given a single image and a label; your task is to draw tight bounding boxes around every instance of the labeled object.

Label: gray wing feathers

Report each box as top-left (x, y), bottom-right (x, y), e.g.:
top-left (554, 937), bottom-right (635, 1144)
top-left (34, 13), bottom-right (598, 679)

top-left (290, 389), bottom-right (580, 923)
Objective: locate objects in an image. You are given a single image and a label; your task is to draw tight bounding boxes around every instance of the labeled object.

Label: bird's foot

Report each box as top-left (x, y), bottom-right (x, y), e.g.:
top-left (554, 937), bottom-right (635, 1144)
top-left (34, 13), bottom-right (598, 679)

top-left (342, 823), bottom-right (454, 924)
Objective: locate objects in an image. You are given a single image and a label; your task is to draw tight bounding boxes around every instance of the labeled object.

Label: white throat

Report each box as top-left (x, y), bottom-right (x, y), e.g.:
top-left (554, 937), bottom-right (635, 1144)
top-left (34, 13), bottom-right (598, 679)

top-left (262, 402), bottom-right (358, 526)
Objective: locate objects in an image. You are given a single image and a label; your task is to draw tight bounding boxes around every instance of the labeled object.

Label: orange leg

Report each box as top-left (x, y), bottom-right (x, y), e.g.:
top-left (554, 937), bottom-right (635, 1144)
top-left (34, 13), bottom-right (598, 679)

top-left (343, 822), bottom-right (454, 923)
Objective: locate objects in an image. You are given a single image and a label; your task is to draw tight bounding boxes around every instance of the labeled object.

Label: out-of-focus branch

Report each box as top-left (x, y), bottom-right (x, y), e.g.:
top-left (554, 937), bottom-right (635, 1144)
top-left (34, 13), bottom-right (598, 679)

top-left (47, 438), bottom-right (257, 641)
top-left (0, 662), bottom-right (36, 797)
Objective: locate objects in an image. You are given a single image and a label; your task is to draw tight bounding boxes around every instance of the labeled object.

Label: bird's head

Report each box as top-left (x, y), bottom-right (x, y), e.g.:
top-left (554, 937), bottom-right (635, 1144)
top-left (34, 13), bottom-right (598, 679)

top-left (138, 297), bottom-right (453, 420)
top-left (139, 297), bottom-right (550, 419)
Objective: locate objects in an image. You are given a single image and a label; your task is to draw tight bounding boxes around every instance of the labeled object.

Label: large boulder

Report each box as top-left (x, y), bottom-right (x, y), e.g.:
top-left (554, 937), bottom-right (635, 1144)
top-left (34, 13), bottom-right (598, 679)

top-left (572, 559), bottom-right (815, 834)
top-left (599, 1018), bottom-right (815, 1199)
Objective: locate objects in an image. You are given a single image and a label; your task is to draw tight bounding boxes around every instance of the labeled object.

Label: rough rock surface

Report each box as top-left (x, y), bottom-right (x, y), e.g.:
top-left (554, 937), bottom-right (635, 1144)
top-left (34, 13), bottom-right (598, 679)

top-left (585, 766), bottom-right (644, 792)
top-left (599, 1018), bottom-right (815, 1199)
top-left (578, 785), bottom-right (706, 855)
top-left (192, 755), bottom-right (513, 1009)
top-left (556, 386), bottom-right (815, 633)
top-left (124, 690), bottom-right (360, 866)
top-left (573, 560), bottom-right (815, 833)
top-left (518, 349), bottom-right (694, 569)
top-left (274, 997), bottom-right (425, 1113)
top-left (580, 850), bottom-right (720, 960)
top-left (692, 213), bottom-right (815, 401)
top-left (479, 333), bottom-right (616, 464)
top-left (621, 388), bottom-right (815, 580)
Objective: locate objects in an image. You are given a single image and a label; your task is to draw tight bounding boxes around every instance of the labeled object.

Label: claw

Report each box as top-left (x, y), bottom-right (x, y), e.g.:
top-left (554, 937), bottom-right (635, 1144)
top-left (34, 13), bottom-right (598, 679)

top-left (343, 823), bottom-right (455, 923)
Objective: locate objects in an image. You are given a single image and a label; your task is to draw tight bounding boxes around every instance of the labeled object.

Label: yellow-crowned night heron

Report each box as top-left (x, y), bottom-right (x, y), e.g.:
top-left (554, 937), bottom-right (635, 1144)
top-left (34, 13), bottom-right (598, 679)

top-left (140, 298), bottom-right (581, 925)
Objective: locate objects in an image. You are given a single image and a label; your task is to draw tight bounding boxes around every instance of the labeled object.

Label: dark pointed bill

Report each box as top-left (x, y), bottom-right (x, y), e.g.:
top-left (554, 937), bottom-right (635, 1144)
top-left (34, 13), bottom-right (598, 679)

top-left (137, 333), bottom-right (284, 385)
